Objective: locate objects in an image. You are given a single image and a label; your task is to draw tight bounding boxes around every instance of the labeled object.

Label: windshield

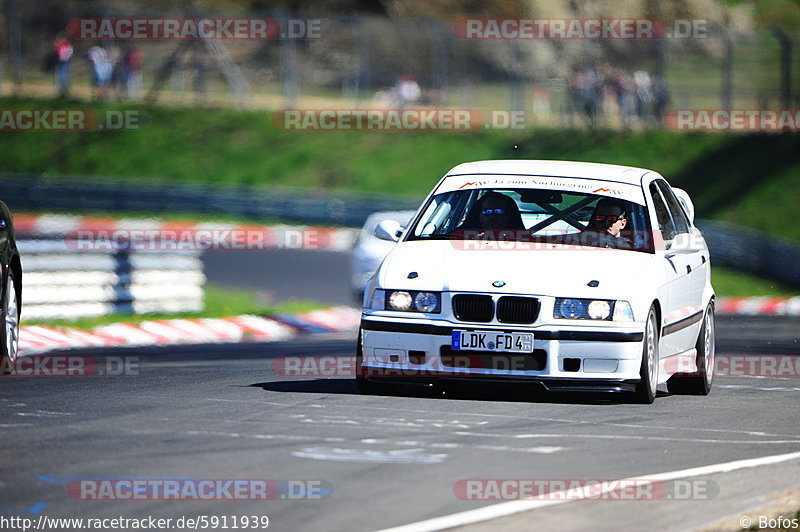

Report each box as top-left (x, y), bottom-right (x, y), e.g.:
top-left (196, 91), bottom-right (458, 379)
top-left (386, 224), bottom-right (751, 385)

top-left (407, 187), bottom-right (653, 252)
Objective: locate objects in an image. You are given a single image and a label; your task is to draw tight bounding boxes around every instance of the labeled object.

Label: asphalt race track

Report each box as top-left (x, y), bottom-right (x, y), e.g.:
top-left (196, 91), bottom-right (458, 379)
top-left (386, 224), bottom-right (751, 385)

top-left (203, 249), bottom-right (353, 306)
top-left (1, 249), bottom-right (798, 532)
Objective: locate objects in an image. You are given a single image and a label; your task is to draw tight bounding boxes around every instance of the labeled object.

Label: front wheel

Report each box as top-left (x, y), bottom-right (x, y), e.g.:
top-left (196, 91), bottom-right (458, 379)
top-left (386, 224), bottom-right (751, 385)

top-left (0, 270), bottom-right (20, 375)
top-left (633, 307), bottom-right (659, 404)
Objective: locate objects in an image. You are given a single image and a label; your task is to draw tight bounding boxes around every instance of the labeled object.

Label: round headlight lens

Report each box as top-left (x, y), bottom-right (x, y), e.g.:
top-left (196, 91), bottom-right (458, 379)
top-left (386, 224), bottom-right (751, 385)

top-left (560, 299), bottom-right (584, 319)
top-left (588, 300), bottom-right (611, 320)
top-left (388, 291), bottom-right (413, 311)
top-left (414, 292), bottom-right (439, 312)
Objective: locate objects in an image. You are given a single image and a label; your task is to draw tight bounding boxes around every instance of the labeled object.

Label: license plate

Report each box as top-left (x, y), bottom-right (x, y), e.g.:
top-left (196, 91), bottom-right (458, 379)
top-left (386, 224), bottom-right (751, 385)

top-left (451, 330), bottom-right (533, 353)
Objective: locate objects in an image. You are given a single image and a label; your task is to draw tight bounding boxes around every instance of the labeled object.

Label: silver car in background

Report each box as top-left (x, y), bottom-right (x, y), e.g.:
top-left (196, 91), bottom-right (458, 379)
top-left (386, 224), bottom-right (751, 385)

top-left (350, 210), bottom-right (416, 303)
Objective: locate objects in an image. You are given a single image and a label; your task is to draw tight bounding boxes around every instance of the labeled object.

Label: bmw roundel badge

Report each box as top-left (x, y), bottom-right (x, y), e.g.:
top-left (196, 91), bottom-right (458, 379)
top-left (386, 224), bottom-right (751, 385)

top-left (492, 281), bottom-right (506, 288)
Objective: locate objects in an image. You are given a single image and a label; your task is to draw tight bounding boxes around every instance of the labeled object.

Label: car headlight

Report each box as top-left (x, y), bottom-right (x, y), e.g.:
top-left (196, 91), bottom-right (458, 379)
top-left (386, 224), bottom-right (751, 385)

top-left (376, 290), bottom-right (441, 313)
top-left (587, 300), bottom-right (611, 320)
top-left (612, 300), bottom-right (635, 322)
top-left (368, 289), bottom-right (385, 310)
top-left (554, 298), bottom-right (632, 321)
top-left (414, 292), bottom-right (439, 312)
top-left (388, 290), bottom-right (413, 311)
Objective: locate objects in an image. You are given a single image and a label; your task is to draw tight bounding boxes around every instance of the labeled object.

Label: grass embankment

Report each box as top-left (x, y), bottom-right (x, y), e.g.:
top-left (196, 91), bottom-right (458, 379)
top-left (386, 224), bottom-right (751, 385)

top-left (712, 268), bottom-right (797, 298)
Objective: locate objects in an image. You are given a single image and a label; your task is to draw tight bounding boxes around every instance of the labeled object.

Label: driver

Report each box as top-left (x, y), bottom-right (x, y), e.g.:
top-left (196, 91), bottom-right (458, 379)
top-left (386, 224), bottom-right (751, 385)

top-left (451, 191), bottom-right (525, 238)
top-left (582, 198), bottom-right (632, 248)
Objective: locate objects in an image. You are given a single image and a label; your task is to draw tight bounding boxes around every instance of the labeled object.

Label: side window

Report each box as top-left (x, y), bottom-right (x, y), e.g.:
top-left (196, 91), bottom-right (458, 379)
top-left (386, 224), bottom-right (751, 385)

top-left (414, 196), bottom-right (446, 237)
top-left (656, 181), bottom-right (690, 235)
top-left (412, 190), bottom-right (473, 236)
top-left (649, 183), bottom-right (676, 241)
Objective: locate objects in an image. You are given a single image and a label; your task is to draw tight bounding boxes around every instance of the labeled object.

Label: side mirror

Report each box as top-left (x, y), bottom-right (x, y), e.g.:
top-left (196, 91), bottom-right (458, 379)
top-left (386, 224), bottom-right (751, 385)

top-left (672, 188), bottom-right (695, 225)
top-left (374, 219), bottom-right (403, 242)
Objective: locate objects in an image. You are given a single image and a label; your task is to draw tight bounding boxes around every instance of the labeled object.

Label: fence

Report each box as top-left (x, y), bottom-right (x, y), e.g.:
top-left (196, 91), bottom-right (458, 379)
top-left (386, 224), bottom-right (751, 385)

top-left (17, 234), bottom-right (205, 320)
top-left (2, 2), bottom-right (799, 129)
top-left (0, 174), bottom-right (420, 228)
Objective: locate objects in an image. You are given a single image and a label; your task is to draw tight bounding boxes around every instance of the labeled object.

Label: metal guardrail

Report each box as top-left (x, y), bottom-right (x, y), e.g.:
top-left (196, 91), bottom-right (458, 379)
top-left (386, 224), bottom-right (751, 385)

top-left (695, 219), bottom-right (800, 288)
top-left (2, 174), bottom-right (799, 289)
top-left (18, 236), bottom-right (205, 320)
top-left (0, 174), bottom-right (421, 228)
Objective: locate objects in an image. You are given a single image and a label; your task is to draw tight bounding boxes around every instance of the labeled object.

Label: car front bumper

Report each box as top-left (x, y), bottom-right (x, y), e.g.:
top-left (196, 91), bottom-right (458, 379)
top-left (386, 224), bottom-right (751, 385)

top-left (359, 317), bottom-right (645, 392)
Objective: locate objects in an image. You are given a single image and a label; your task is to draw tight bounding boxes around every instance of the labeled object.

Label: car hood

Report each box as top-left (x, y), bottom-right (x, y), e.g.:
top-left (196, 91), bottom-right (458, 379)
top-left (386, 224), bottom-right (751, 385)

top-left (377, 240), bottom-right (655, 298)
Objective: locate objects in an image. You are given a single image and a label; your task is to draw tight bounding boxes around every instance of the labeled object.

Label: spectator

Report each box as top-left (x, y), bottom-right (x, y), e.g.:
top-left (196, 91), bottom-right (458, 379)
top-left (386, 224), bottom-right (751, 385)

top-left (569, 65), bottom-right (602, 127)
top-left (52, 34), bottom-right (73, 98)
top-left (396, 74), bottom-right (421, 108)
top-left (633, 70), bottom-right (653, 122)
top-left (652, 74), bottom-right (669, 124)
top-left (108, 45), bottom-right (123, 100)
top-left (123, 45), bottom-right (143, 99)
top-left (531, 86), bottom-right (551, 122)
top-left (610, 67), bottom-right (634, 129)
top-left (87, 45), bottom-right (113, 100)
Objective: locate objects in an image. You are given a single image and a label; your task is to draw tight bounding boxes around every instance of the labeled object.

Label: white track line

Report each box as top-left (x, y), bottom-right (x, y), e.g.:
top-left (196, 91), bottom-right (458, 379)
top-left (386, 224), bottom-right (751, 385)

top-left (376, 450), bottom-right (800, 532)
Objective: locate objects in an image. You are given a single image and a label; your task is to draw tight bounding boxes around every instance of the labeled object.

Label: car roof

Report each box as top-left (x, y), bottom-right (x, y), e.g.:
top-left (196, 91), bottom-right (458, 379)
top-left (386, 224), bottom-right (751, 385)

top-left (444, 160), bottom-right (655, 187)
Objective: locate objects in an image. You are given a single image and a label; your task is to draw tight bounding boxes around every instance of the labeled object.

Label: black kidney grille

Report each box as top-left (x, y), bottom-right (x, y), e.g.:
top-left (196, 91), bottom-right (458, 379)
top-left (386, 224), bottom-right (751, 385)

top-left (496, 296), bottom-right (539, 324)
top-left (452, 294), bottom-right (493, 323)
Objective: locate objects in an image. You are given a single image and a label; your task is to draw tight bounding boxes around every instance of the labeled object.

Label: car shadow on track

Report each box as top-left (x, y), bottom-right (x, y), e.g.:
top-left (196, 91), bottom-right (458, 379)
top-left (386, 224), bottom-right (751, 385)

top-left (251, 379), bottom-right (673, 405)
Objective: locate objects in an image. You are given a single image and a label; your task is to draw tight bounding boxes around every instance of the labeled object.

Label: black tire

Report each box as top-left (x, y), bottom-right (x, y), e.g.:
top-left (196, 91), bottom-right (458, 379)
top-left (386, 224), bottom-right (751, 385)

top-left (0, 269), bottom-right (20, 376)
top-left (633, 307), bottom-right (659, 404)
top-left (667, 302), bottom-right (714, 395)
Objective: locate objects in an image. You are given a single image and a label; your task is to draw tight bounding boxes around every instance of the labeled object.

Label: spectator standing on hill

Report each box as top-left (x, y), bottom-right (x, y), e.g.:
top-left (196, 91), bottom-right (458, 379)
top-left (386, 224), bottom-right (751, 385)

top-left (108, 45), bottom-right (124, 100)
top-left (53, 34), bottom-right (73, 98)
top-left (396, 74), bottom-right (421, 108)
top-left (652, 74), bottom-right (669, 125)
top-left (123, 45), bottom-right (143, 99)
top-left (87, 45), bottom-right (113, 100)
top-left (569, 65), bottom-right (602, 127)
top-left (633, 70), bottom-right (653, 122)
top-left (609, 67), bottom-right (633, 129)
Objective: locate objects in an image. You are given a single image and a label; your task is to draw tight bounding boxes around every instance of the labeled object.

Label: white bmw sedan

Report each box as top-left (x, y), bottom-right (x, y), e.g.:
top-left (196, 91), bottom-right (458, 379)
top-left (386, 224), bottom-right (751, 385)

top-left (357, 160), bottom-right (715, 403)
